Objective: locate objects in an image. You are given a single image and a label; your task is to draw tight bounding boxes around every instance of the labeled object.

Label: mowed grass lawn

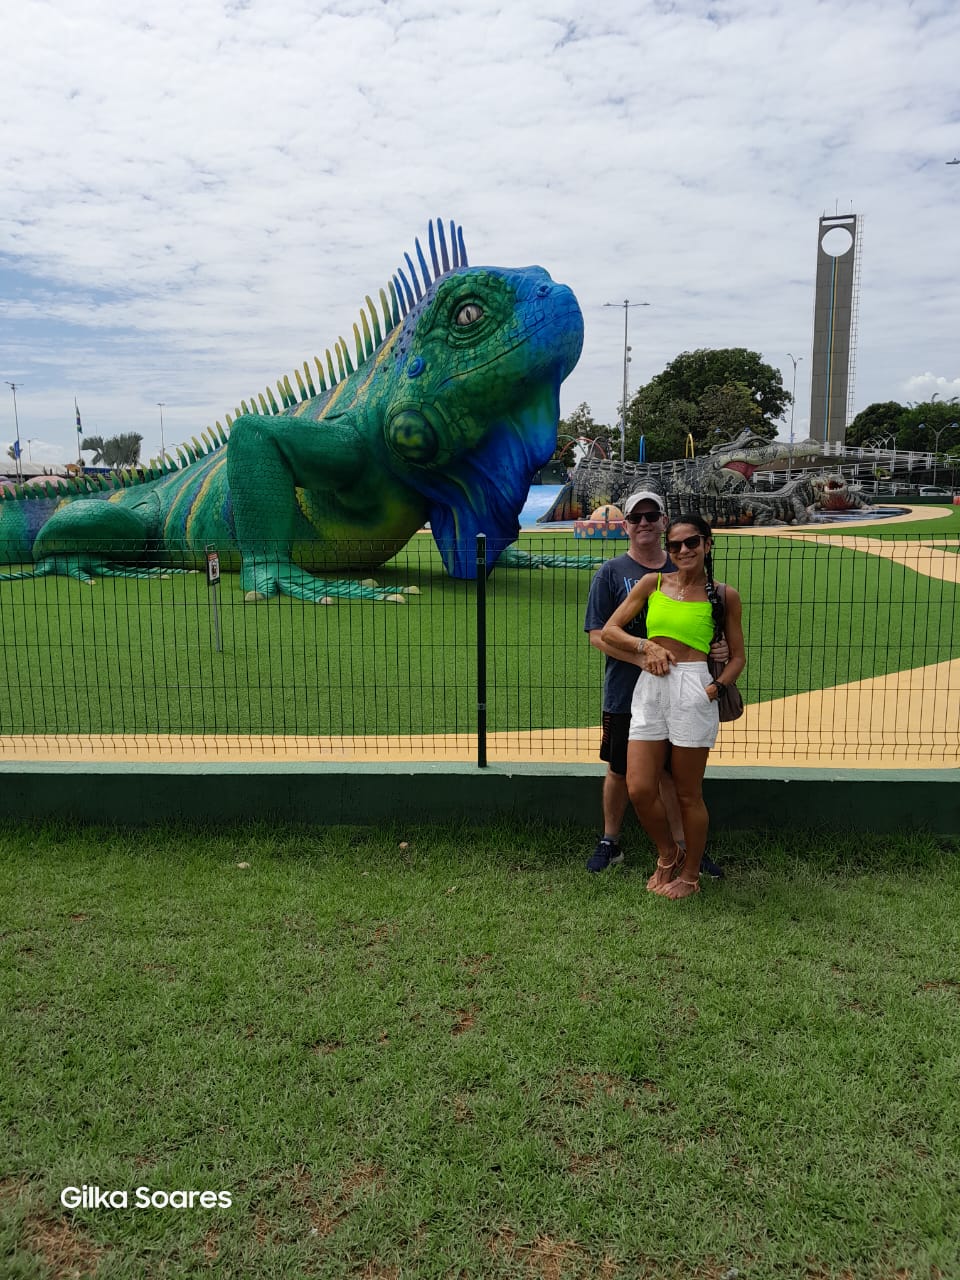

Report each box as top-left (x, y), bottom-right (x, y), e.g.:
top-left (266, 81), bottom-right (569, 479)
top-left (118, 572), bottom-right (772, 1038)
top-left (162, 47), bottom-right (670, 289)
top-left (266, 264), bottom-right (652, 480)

top-left (1, 515), bottom-right (959, 738)
top-left (2, 822), bottom-right (959, 1278)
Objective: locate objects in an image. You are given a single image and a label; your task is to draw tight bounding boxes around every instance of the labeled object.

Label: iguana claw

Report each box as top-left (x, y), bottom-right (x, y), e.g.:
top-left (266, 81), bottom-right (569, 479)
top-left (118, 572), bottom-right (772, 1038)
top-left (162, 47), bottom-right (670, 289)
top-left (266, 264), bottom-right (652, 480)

top-left (240, 558), bottom-right (412, 604)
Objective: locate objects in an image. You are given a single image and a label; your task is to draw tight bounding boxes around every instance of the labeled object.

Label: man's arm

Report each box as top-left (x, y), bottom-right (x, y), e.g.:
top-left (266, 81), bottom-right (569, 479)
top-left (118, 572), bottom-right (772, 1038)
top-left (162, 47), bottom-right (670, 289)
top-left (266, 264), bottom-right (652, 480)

top-left (588, 629), bottom-right (645, 665)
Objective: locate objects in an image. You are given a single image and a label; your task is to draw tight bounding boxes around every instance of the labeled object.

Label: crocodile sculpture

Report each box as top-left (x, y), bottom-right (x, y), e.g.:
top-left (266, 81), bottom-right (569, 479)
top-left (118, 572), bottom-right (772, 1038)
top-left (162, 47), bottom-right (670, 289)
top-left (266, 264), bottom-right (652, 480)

top-left (540, 430), bottom-right (822, 524)
top-left (0, 220), bottom-right (584, 601)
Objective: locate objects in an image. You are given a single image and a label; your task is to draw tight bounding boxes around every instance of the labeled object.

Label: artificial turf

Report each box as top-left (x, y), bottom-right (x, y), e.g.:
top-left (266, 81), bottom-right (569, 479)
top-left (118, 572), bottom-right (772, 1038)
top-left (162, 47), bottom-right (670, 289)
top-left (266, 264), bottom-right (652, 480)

top-left (0, 521), bottom-right (958, 738)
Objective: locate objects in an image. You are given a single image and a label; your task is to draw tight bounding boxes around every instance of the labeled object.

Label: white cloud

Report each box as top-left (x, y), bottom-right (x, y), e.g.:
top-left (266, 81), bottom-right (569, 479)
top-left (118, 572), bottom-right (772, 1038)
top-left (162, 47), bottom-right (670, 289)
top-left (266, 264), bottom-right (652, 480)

top-left (1, 0), bottom-right (958, 459)
top-left (901, 373), bottom-right (960, 406)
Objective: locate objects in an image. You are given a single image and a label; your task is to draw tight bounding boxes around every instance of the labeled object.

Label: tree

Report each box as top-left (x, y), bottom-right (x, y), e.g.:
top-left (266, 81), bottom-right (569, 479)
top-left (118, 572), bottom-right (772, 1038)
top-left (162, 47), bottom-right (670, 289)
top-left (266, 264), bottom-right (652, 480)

top-left (895, 398), bottom-right (960, 451)
top-left (554, 402), bottom-right (611, 464)
top-left (80, 433), bottom-right (142, 469)
top-left (624, 385), bottom-right (698, 463)
top-left (80, 436), bottom-right (106, 464)
top-left (696, 381), bottom-right (763, 442)
top-left (622, 348), bottom-right (787, 462)
top-left (845, 401), bottom-right (905, 447)
top-left (642, 348), bottom-right (789, 425)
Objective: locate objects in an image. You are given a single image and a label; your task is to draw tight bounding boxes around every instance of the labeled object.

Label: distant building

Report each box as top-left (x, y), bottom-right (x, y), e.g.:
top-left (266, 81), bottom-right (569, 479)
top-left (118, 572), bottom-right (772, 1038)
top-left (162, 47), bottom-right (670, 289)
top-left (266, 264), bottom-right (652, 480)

top-left (809, 213), bottom-right (862, 444)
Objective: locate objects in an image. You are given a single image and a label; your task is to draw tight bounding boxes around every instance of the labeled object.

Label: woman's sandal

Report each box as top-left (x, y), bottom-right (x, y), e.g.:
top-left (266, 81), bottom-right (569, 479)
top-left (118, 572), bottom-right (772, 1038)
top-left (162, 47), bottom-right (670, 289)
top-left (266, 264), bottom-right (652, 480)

top-left (664, 875), bottom-right (700, 899)
top-left (646, 845), bottom-right (685, 893)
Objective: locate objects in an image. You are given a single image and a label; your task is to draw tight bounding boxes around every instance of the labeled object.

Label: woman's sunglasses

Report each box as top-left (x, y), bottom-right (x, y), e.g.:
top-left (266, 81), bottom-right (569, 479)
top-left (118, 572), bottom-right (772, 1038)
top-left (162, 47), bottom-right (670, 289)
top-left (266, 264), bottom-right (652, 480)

top-left (625, 511), bottom-right (662, 524)
top-left (665, 534), bottom-right (705, 553)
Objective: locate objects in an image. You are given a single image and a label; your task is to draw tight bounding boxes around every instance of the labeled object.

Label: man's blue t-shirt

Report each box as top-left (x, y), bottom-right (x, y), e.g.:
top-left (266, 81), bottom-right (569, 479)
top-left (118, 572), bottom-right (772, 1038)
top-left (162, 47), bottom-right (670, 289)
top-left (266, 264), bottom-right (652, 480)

top-left (583, 551), bottom-right (674, 714)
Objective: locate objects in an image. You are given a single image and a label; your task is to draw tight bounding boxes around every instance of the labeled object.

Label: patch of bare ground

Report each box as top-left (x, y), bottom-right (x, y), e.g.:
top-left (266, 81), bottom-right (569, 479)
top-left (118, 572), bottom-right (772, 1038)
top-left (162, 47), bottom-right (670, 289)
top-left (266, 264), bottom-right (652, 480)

top-left (1, 1180), bottom-right (107, 1278)
top-left (486, 1226), bottom-right (620, 1279)
top-left (200, 1227), bottom-right (220, 1262)
top-left (249, 1161), bottom-right (388, 1246)
top-left (356, 1263), bottom-right (399, 1279)
top-left (451, 1092), bottom-right (474, 1123)
top-left (450, 1005), bottom-right (478, 1035)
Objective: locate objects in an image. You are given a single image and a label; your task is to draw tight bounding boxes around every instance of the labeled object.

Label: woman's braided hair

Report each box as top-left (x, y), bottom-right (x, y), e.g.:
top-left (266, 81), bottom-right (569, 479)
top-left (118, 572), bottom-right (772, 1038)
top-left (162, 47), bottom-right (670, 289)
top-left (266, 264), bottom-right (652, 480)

top-left (667, 514), bottom-right (725, 642)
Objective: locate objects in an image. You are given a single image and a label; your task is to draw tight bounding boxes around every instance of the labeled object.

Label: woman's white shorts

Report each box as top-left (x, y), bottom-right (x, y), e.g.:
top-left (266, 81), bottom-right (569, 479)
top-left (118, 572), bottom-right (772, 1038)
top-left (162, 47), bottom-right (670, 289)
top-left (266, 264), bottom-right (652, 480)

top-left (628, 661), bottom-right (719, 750)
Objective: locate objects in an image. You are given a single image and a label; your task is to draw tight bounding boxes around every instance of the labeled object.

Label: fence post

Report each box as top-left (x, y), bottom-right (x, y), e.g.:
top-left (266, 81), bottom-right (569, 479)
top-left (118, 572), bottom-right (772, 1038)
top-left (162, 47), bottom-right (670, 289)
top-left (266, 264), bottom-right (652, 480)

top-left (476, 533), bottom-right (487, 768)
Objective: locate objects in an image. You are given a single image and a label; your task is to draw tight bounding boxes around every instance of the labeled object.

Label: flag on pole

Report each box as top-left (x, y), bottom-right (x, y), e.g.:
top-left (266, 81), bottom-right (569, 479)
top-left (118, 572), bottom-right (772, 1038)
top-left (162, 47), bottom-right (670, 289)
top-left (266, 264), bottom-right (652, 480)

top-left (75, 399), bottom-right (83, 435)
top-left (12, 439), bottom-right (21, 459)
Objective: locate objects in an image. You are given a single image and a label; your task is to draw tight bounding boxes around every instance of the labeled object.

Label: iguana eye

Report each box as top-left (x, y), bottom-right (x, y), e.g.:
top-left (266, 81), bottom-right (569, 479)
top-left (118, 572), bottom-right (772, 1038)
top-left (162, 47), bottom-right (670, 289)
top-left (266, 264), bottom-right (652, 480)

top-left (455, 303), bottom-right (483, 326)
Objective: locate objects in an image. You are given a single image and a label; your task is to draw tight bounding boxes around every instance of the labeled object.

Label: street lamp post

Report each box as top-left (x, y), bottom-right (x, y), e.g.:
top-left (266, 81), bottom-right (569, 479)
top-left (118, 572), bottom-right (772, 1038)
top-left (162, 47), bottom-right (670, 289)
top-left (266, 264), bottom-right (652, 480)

top-left (5, 381), bottom-right (23, 482)
top-left (920, 421), bottom-right (959, 486)
top-left (786, 353), bottom-right (802, 479)
top-left (26, 439), bottom-right (34, 461)
top-left (603, 299), bottom-right (650, 462)
top-left (157, 402), bottom-right (166, 457)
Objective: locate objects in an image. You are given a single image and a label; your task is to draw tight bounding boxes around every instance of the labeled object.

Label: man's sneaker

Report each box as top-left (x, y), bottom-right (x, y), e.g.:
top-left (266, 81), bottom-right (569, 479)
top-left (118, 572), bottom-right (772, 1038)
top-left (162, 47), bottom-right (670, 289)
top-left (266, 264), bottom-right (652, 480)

top-left (586, 837), bottom-right (624, 872)
top-left (700, 852), bottom-right (725, 879)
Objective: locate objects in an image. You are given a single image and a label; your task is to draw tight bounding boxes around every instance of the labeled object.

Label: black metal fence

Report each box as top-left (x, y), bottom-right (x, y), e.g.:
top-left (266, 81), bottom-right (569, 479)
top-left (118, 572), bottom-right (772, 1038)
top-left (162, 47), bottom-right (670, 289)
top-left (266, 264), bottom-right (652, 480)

top-left (1, 531), bottom-right (958, 766)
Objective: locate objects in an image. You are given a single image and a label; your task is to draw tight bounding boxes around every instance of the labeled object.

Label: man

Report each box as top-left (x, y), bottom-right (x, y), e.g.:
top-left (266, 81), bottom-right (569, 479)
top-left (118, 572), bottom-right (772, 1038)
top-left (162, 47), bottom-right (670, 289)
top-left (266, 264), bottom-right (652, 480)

top-left (582, 490), bottom-right (724, 876)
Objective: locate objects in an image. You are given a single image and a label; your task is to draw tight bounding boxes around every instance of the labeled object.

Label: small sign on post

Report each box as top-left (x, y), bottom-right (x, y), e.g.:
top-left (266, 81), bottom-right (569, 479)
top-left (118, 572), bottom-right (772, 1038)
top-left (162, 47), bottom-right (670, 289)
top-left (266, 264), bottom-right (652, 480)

top-left (205, 545), bottom-right (222, 652)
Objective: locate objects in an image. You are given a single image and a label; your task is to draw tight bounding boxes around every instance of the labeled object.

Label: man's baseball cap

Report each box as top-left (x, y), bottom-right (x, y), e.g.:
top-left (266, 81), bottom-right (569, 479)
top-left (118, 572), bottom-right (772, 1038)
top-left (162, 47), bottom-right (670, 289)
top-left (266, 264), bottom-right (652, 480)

top-left (623, 490), bottom-right (666, 516)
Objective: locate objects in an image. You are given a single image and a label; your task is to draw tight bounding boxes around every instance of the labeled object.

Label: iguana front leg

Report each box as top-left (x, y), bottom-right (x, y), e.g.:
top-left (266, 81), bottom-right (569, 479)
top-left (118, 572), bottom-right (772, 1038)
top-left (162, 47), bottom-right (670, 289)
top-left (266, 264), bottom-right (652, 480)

top-left (227, 412), bottom-right (412, 604)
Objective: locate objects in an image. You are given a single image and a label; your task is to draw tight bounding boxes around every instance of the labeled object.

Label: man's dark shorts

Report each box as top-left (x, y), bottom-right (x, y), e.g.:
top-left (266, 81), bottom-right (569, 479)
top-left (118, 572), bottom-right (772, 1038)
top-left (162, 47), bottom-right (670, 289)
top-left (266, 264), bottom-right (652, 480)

top-left (601, 712), bottom-right (674, 778)
top-left (600, 711), bottom-right (632, 777)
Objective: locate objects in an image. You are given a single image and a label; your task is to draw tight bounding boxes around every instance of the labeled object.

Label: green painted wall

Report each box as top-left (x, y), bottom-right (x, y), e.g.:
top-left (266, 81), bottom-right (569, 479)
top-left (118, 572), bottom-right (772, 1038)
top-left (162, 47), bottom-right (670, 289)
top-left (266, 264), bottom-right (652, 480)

top-left (0, 763), bottom-right (957, 833)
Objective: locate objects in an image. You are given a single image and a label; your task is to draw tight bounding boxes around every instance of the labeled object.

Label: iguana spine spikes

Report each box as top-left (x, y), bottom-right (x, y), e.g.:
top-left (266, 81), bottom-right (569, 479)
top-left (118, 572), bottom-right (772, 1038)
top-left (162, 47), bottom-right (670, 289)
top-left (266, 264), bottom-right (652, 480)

top-left (326, 349), bottom-right (337, 386)
top-left (395, 268), bottom-right (414, 312)
top-left (366, 295), bottom-right (382, 348)
top-left (313, 358), bottom-right (327, 394)
top-left (438, 219), bottom-right (450, 273)
top-left (415, 238), bottom-right (432, 292)
top-left (353, 323), bottom-right (364, 366)
top-left (302, 362), bottom-right (316, 398)
top-left (294, 368), bottom-right (308, 401)
top-left (404, 253), bottom-right (423, 302)
top-left (428, 221), bottom-right (441, 278)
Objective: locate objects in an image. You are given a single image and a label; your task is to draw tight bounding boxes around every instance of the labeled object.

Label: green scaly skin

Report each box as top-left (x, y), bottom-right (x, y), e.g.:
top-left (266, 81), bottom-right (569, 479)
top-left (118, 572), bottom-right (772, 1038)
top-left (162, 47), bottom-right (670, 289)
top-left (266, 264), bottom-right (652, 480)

top-left (0, 229), bottom-right (584, 603)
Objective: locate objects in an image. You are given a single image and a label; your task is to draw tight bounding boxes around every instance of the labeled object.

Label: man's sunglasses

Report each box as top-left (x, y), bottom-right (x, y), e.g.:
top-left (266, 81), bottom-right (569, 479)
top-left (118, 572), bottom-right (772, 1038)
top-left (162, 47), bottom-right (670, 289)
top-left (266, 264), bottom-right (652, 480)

top-left (665, 534), bottom-right (705, 553)
top-left (625, 511), bottom-right (662, 524)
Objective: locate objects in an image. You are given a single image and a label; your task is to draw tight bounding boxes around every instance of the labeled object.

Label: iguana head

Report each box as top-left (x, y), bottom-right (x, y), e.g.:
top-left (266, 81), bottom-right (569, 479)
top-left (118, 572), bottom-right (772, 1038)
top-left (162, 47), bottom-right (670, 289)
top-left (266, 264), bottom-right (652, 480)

top-left (379, 264), bottom-right (584, 576)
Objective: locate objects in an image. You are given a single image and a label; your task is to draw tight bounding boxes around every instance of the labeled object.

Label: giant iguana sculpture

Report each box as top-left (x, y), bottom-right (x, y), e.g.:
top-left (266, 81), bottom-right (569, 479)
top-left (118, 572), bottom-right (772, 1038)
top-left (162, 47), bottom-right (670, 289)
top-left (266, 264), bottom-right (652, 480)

top-left (541, 430), bottom-right (822, 523)
top-left (0, 221), bottom-right (584, 601)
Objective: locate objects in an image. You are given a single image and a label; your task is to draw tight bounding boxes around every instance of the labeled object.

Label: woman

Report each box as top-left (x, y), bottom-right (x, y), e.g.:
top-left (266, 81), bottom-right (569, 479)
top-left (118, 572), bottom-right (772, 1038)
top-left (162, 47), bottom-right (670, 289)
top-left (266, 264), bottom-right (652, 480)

top-left (600, 515), bottom-right (745, 900)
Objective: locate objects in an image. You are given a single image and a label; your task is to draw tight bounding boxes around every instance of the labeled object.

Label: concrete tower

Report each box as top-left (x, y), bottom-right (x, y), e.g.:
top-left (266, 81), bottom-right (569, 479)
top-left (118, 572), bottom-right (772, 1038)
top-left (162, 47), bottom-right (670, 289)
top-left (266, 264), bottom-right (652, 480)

top-left (809, 214), bottom-right (862, 443)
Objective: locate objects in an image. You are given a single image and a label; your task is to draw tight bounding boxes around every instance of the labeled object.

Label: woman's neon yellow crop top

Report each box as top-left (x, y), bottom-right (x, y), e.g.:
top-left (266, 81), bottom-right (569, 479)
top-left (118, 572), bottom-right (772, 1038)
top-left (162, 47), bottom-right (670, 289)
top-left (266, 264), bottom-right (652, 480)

top-left (645, 575), bottom-right (714, 654)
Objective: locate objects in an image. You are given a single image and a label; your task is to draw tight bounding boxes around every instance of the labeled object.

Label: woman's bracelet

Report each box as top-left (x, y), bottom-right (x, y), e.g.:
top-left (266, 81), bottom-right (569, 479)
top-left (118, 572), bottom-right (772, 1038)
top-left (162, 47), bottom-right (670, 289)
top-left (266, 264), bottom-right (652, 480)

top-left (636, 637), bottom-right (647, 654)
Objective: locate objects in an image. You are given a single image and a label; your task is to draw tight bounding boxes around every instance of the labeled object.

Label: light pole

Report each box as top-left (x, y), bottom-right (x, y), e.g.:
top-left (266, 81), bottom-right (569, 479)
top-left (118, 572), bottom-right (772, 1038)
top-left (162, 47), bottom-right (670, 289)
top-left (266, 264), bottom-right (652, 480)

top-left (603, 299), bottom-right (649, 462)
top-left (5, 381), bottom-right (23, 482)
top-left (26, 439), bottom-right (34, 461)
top-left (920, 421), bottom-right (959, 486)
top-left (786, 353), bottom-right (802, 478)
top-left (157, 402), bottom-right (166, 457)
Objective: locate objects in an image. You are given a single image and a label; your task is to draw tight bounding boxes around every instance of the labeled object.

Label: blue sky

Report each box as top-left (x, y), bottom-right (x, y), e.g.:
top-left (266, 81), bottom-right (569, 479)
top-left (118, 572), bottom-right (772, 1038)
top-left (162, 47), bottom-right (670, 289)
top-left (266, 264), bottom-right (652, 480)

top-left (2, 0), bottom-right (959, 466)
